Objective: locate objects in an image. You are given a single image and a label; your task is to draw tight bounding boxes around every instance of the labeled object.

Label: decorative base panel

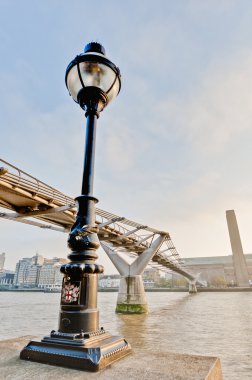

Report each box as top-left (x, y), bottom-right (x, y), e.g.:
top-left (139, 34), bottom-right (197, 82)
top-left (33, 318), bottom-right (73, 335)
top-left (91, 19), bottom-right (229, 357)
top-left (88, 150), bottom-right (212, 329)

top-left (20, 329), bottom-right (131, 372)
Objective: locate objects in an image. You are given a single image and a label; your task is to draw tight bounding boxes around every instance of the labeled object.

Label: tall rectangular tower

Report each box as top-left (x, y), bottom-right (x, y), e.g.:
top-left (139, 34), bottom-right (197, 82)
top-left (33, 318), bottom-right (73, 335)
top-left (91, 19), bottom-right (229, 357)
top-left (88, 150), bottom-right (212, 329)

top-left (226, 210), bottom-right (249, 287)
top-left (0, 252), bottom-right (5, 271)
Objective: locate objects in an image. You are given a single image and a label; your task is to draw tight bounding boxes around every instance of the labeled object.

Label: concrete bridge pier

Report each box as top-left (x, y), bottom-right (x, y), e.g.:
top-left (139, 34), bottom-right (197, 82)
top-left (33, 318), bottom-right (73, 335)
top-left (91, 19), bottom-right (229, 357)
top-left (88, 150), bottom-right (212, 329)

top-left (101, 235), bottom-right (166, 314)
top-left (188, 280), bottom-right (197, 294)
top-left (116, 275), bottom-right (148, 313)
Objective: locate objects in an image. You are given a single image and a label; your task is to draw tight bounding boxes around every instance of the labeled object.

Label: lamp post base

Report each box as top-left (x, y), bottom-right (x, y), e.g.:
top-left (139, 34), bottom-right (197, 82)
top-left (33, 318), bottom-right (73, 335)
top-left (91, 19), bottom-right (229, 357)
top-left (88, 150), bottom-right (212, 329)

top-left (20, 329), bottom-right (131, 372)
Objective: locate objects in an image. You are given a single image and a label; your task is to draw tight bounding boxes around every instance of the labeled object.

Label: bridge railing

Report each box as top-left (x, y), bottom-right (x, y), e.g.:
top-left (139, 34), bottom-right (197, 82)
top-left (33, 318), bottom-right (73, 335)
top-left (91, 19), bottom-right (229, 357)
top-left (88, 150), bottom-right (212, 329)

top-left (0, 158), bottom-right (187, 273)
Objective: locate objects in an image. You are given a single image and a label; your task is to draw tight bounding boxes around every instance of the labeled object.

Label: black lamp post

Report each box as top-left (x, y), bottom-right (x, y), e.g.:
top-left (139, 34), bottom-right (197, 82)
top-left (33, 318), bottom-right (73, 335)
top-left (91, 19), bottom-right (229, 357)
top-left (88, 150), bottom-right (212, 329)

top-left (20, 42), bottom-right (131, 371)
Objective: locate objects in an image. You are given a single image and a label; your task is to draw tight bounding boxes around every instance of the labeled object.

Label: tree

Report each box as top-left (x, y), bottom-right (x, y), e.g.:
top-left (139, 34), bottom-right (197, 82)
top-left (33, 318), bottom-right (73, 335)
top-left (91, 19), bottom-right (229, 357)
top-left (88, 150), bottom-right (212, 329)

top-left (209, 275), bottom-right (227, 287)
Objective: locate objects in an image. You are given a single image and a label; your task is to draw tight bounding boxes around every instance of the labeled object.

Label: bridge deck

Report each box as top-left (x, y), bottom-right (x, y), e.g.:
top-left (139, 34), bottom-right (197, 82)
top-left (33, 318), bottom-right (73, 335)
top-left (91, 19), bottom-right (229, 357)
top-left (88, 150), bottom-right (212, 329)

top-left (0, 159), bottom-right (196, 281)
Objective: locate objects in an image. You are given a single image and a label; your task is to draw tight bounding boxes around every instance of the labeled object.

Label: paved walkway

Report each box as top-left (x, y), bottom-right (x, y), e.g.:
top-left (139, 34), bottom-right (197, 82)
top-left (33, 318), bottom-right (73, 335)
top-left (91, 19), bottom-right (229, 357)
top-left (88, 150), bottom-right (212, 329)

top-left (0, 336), bottom-right (223, 380)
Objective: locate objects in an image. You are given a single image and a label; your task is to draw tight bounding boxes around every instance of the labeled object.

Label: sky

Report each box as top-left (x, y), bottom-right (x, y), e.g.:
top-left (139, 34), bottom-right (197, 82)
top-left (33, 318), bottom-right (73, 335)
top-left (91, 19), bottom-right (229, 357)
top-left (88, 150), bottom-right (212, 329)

top-left (1, 0), bottom-right (252, 273)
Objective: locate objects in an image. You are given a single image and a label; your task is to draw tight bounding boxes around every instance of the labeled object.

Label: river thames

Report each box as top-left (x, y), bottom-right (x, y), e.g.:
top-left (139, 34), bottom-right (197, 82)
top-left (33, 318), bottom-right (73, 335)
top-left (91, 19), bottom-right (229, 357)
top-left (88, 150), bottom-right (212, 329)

top-left (1, 291), bottom-right (252, 379)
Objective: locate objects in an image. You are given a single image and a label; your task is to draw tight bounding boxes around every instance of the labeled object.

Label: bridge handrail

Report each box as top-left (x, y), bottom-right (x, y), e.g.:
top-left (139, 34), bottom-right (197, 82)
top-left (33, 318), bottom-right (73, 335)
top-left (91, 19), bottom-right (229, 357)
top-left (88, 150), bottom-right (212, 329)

top-left (0, 158), bottom-right (187, 271)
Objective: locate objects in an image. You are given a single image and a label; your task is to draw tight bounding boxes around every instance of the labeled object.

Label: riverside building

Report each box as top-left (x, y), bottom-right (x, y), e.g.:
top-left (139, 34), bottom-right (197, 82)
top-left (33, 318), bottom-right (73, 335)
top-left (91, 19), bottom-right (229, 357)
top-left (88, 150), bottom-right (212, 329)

top-left (0, 271), bottom-right (14, 286)
top-left (181, 254), bottom-right (252, 286)
top-left (0, 252), bottom-right (14, 287)
top-left (171, 210), bottom-right (252, 288)
top-left (98, 274), bottom-right (120, 288)
top-left (143, 268), bottom-right (161, 284)
top-left (13, 254), bottom-right (44, 287)
top-left (13, 254), bottom-right (68, 288)
top-left (38, 258), bottom-right (68, 290)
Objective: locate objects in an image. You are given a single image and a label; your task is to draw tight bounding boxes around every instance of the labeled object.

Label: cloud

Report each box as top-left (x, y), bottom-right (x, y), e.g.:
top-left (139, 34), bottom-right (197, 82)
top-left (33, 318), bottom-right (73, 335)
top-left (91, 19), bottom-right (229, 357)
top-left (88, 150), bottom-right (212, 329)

top-left (97, 44), bottom-right (252, 233)
top-left (157, 49), bottom-right (252, 157)
top-left (103, 128), bottom-right (136, 173)
top-left (186, 52), bottom-right (252, 153)
top-left (113, 49), bottom-right (252, 259)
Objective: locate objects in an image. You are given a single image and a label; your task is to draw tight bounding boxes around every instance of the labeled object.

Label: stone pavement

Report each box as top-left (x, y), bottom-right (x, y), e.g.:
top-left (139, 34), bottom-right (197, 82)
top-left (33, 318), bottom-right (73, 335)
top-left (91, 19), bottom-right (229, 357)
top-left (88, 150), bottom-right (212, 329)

top-left (0, 336), bottom-right (223, 380)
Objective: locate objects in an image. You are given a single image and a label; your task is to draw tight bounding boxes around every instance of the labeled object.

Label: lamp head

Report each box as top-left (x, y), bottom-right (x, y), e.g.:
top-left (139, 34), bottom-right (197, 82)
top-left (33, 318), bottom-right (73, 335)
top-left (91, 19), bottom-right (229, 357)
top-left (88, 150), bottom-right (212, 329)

top-left (65, 42), bottom-right (121, 114)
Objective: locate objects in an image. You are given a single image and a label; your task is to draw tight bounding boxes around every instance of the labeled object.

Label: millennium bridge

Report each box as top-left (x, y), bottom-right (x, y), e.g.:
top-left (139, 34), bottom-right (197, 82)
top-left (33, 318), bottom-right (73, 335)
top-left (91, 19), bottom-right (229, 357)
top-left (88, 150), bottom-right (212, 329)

top-left (0, 158), bottom-right (203, 313)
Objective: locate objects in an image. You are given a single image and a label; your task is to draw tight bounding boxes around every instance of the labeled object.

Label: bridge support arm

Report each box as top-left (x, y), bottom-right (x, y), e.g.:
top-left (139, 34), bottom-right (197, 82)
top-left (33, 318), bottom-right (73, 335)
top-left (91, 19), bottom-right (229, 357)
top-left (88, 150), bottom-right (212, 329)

top-left (100, 243), bottom-right (130, 275)
top-left (130, 234), bottom-right (167, 275)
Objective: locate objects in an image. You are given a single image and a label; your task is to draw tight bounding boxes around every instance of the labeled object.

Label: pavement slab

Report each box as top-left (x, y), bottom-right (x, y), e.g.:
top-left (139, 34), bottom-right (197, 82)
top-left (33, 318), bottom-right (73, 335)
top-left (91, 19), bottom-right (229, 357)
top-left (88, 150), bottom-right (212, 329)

top-left (0, 336), bottom-right (223, 380)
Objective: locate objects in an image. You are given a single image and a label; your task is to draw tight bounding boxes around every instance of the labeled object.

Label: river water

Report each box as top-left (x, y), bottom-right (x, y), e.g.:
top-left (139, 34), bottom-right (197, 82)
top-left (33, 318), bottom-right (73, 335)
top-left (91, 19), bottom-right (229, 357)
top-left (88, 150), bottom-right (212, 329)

top-left (1, 291), bottom-right (252, 379)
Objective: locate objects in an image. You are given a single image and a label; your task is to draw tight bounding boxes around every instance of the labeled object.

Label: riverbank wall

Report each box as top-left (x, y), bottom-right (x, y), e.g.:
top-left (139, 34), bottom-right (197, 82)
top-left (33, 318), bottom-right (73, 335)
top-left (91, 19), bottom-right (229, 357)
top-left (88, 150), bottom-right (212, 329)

top-left (1, 287), bottom-right (252, 292)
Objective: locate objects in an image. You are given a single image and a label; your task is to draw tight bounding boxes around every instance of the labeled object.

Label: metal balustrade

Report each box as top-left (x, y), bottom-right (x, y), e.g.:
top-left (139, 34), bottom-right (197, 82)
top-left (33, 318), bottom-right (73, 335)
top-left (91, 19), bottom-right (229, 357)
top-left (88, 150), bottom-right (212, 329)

top-left (0, 158), bottom-right (200, 283)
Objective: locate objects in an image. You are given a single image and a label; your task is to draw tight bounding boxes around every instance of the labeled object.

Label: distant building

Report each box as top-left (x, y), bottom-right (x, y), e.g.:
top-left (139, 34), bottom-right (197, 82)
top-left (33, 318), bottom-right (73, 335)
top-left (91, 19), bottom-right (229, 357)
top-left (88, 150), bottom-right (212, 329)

top-left (0, 270), bottom-right (14, 286)
top-left (14, 254), bottom-right (68, 288)
top-left (0, 252), bottom-right (5, 271)
top-left (164, 272), bottom-right (172, 280)
top-left (143, 280), bottom-right (155, 288)
top-left (143, 268), bottom-right (161, 284)
top-left (178, 210), bottom-right (252, 287)
top-left (13, 254), bottom-right (43, 287)
top-left (34, 253), bottom-right (44, 266)
top-left (98, 275), bottom-right (120, 288)
top-left (182, 254), bottom-right (252, 286)
top-left (38, 257), bottom-right (68, 289)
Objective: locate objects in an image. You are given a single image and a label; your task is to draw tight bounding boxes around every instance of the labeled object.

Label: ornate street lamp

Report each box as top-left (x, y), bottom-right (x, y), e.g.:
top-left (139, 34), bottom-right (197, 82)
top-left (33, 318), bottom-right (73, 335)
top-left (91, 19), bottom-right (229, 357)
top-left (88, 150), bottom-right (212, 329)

top-left (21, 42), bottom-right (131, 371)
